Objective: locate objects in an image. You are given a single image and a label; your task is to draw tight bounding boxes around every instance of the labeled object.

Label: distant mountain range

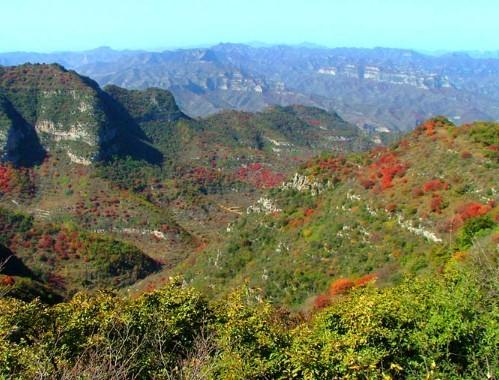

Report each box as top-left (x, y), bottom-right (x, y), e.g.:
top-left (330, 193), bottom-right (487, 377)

top-left (1, 44), bottom-right (499, 132)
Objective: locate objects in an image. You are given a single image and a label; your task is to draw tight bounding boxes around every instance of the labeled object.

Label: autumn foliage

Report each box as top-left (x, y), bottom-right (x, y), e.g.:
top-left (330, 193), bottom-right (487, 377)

top-left (313, 274), bottom-right (378, 310)
top-left (0, 164), bottom-right (35, 197)
top-left (0, 165), bottom-right (14, 193)
top-left (360, 153), bottom-right (407, 191)
top-left (236, 163), bottom-right (285, 188)
top-left (430, 194), bottom-right (444, 212)
top-left (422, 179), bottom-right (449, 193)
top-left (416, 117), bottom-right (452, 137)
top-left (354, 274), bottom-right (377, 287)
top-left (313, 294), bottom-right (331, 309)
top-left (457, 202), bottom-right (491, 220)
top-left (441, 202), bottom-right (492, 232)
top-left (0, 275), bottom-right (15, 286)
top-left (329, 278), bottom-right (355, 295)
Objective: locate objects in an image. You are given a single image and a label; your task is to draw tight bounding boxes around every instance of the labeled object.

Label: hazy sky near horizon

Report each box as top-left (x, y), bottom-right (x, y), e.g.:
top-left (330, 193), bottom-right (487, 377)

top-left (1, 0), bottom-right (498, 53)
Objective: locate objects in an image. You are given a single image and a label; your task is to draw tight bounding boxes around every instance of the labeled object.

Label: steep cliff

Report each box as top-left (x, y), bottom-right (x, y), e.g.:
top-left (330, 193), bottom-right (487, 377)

top-left (0, 64), bottom-right (151, 165)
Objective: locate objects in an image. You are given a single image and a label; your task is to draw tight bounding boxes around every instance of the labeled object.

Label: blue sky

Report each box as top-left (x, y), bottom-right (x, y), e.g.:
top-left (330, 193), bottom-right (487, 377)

top-left (1, 0), bottom-right (498, 52)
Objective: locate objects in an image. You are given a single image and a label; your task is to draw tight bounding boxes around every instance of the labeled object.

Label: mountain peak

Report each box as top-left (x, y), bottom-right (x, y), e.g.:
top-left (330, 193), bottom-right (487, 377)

top-left (0, 64), bottom-right (164, 166)
top-left (0, 63), bottom-right (99, 91)
top-left (104, 85), bottom-right (187, 123)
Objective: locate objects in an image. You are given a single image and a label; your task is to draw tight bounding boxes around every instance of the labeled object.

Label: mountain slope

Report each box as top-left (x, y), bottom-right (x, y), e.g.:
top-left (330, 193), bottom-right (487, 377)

top-left (0, 206), bottom-right (161, 298)
top-left (0, 64), bottom-right (162, 165)
top-left (0, 92), bottom-right (45, 165)
top-left (0, 64), bottom-right (377, 297)
top-left (180, 118), bottom-right (498, 306)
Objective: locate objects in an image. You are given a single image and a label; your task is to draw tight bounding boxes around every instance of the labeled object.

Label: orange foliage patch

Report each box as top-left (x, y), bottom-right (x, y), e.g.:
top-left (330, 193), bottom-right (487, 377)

top-left (354, 274), bottom-right (377, 287)
top-left (314, 274), bottom-right (377, 310)
top-left (313, 294), bottom-right (331, 309)
top-left (329, 278), bottom-right (355, 295)
top-left (0, 275), bottom-right (15, 286)
top-left (416, 118), bottom-right (451, 137)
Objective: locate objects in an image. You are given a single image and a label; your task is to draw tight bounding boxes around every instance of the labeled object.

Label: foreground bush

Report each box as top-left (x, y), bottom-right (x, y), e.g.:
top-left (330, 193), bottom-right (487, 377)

top-left (0, 264), bottom-right (497, 379)
top-left (285, 267), bottom-right (497, 379)
top-left (0, 278), bottom-right (210, 379)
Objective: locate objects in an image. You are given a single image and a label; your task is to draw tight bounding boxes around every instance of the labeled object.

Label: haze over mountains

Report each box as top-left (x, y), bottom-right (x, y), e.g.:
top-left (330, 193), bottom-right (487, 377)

top-left (2, 44), bottom-right (499, 132)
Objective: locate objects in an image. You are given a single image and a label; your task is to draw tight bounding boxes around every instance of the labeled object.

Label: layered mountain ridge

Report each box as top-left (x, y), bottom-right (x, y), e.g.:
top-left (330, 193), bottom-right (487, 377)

top-left (0, 59), bottom-right (497, 380)
top-left (3, 44), bottom-right (499, 131)
top-left (2, 63), bottom-right (496, 310)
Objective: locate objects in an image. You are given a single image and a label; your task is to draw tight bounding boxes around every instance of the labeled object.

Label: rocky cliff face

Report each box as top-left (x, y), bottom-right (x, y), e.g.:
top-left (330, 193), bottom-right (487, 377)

top-left (0, 64), bottom-right (146, 165)
top-left (317, 64), bottom-right (452, 90)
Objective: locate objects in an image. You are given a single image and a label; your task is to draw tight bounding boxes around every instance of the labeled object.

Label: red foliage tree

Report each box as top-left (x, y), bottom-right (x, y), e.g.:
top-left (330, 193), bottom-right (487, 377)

top-left (0, 275), bottom-right (15, 286)
top-left (412, 187), bottom-right (424, 197)
top-left (304, 208), bottom-right (315, 217)
top-left (430, 194), bottom-right (444, 212)
top-left (385, 203), bottom-right (397, 213)
top-left (360, 178), bottom-right (375, 190)
top-left (307, 119), bottom-right (322, 127)
top-left (457, 202), bottom-right (491, 220)
top-left (236, 163), bottom-right (285, 189)
top-left (360, 153), bottom-right (407, 191)
top-left (248, 162), bottom-right (262, 171)
top-left (54, 231), bottom-right (68, 255)
top-left (422, 179), bottom-right (449, 193)
top-left (440, 201), bottom-right (492, 232)
top-left (37, 234), bottom-right (54, 249)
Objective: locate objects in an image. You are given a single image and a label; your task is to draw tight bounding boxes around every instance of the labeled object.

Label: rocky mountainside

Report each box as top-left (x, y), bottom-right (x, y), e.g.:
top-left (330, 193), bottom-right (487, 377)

top-left (3, 45), bottom-right (499, 131)
top-left (0, 64), bottom-right (375, 299)
top-left (0, 64), bottom-right (162, 166)
top-left (180, 118), bottom-right (499, 306)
